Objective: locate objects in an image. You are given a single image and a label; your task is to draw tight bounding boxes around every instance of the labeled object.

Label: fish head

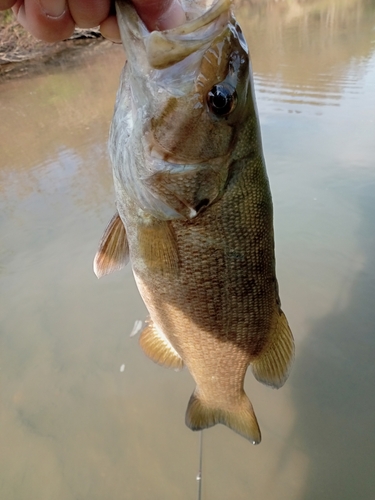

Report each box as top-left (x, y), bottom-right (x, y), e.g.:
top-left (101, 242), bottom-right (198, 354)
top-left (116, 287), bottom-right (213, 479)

top-left (112, 0), bottom-right (256, 220)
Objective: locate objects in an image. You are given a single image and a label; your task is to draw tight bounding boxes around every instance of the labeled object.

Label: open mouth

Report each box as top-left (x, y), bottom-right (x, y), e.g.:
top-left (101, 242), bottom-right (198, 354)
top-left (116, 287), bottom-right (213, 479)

top-left (146, 0), bottom-right (231, 69)
top-left (116, 0), bottom-right (231, 69)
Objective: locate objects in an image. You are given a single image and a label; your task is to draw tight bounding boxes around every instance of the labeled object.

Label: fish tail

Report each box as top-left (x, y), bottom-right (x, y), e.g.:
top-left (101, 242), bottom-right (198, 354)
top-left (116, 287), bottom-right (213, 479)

top-left (185, 390), bottom-right (261, 444)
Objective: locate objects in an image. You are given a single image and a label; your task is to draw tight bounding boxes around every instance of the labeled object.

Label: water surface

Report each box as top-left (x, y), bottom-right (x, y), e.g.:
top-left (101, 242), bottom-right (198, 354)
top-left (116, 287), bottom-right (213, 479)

top-left (1, 1), bottom-right (375, 499)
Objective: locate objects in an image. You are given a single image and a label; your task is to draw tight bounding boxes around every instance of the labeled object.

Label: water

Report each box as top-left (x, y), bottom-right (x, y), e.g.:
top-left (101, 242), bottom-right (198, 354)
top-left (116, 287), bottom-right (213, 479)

top-left (1, 1), bottom-right (375, 498)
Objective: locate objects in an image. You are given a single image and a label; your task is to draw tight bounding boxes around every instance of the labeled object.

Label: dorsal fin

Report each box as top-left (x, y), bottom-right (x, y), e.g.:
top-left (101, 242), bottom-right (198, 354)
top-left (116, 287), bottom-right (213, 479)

top-left (251, 309), bottom-right (294, 389)
top-left (93, 212), bottom-right (129, 278)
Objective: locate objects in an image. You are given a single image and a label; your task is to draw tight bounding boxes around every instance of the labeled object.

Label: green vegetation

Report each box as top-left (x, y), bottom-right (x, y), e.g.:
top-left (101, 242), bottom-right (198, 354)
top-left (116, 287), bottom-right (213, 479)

top-left (0, 9), bottom-right (14, 25)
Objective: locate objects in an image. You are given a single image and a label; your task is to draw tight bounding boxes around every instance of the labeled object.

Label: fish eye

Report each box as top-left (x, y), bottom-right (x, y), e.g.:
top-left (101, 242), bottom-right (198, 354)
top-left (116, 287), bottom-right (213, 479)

top-left (207, 84), bottom-right (237, 117)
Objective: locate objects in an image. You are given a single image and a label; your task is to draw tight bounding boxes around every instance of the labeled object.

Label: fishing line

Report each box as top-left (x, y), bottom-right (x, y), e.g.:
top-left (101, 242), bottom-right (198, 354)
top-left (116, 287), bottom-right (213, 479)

top-left (196, 430), bottom-right (203, 500)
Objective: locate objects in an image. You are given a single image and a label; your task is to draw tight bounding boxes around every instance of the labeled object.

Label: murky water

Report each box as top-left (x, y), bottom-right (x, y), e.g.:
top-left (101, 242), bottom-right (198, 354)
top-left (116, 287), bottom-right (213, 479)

top-left (1, 1), bottom-right (375, 498)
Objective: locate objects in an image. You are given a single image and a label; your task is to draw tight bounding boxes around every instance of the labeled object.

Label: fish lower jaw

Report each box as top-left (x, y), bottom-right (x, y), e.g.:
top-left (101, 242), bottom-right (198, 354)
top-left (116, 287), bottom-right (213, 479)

top-left (145, 0), bottom-right (232, 69)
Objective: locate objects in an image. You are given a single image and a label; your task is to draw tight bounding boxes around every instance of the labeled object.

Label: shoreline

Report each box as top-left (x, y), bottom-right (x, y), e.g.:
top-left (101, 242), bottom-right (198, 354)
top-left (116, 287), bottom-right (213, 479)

top-left (0, 10), bottom-right (105, 81)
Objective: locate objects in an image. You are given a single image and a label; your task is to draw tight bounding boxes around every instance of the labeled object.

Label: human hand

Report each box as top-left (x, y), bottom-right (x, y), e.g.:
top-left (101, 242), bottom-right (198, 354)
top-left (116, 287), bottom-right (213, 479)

top-left (0, 0), bottom-right (185, 43)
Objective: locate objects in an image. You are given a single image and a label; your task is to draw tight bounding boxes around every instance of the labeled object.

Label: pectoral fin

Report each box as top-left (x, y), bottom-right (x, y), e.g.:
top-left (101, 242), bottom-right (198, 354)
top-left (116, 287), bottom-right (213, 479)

top-left (93, 212), bottom-right (129, 278)
top-left (138, 220), bottom-right (178, 274)
top-left (139, 321), bottom-right (184, 370)
top-left (251, 310), bottom-right (294, 389)
top-left (185, 391), bottom-right (261, 444)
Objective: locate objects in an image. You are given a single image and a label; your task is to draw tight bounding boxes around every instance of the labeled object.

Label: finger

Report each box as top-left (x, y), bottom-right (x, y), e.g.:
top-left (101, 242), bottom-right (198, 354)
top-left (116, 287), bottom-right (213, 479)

top-left (132, 0), bottom-right (185, 31)
top-left (12, 0), bottom-right (75, 42)
top-left (67, 0), bottom-right (110, 29)
top-left (100, 15), bottom-right (121, 43)
top-left (0, 0), bottom-right (17, 10)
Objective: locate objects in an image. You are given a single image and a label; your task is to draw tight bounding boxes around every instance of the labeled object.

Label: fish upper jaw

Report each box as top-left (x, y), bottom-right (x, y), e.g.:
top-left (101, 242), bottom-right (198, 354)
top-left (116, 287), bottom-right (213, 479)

top-left (115, 0), bottom-right (234, 120)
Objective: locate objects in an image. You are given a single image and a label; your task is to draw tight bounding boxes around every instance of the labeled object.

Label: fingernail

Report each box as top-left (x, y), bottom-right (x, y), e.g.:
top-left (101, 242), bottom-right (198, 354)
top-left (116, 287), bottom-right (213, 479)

top-left (38, 0), bottom-right (66, 19)
top-left (100, 16), bottom-right (122, 43)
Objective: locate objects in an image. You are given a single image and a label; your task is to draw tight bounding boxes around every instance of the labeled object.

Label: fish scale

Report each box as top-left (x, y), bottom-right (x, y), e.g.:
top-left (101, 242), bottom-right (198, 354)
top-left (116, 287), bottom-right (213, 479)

top-left (94, 0), bottom-right (294, 443)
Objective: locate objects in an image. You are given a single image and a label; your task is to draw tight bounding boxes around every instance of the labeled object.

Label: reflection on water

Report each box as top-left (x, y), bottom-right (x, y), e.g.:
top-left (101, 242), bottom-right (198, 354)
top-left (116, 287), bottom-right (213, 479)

top-left (239, 0), bottom-right (375, 111)
top-left (1, 1), bottom-right (375, 499)
top-left (292, 183), bottom-right (375, 500)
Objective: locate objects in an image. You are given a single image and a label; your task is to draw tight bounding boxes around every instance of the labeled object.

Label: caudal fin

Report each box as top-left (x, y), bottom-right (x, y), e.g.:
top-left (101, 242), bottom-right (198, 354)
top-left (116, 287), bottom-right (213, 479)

top-left (251, 309), bottom-right (294, 389)
top-left (185, 391), bottom-right (261, 444)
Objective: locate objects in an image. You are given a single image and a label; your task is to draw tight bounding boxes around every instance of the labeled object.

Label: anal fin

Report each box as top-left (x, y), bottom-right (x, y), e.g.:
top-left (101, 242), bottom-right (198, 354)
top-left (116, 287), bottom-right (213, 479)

top-left (251, 309), bottom-right (294, 389)
top-left (93, 212), bottom-right (129, 278)
top-left (138, 220), bottom-right (178, 274)
top-left (185, 390), bottom-right (261, 444)
top-left (139, 321), bottom-right (184, 370)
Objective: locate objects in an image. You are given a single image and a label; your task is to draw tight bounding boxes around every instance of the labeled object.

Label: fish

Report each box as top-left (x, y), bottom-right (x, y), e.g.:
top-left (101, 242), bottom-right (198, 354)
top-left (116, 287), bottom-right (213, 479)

top-left (94, 0), bottom-right (294, 444)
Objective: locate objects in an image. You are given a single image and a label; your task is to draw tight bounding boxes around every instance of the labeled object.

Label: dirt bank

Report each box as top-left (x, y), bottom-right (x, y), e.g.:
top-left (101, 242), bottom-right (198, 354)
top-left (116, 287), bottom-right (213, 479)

top-left (0, 10), bottom-right (104, 80)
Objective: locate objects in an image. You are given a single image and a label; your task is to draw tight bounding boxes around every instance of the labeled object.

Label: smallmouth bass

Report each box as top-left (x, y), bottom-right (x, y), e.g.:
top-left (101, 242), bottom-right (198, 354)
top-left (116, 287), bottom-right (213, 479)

top-left (94, 0), bottom-right (294, 444)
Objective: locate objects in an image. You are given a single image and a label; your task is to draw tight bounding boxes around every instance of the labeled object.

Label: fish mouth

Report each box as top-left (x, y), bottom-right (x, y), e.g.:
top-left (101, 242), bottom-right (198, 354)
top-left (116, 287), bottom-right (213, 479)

top-left (115, 0), bottom-right (231, 69)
